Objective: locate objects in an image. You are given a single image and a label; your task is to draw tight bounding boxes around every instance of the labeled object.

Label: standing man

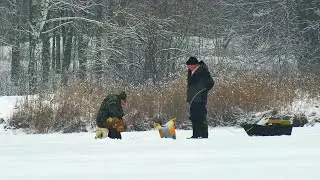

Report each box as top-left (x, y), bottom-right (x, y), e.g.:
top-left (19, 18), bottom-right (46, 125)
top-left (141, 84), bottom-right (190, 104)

top-left (186, 57), bottom-right (214, 139)
top-left (95, 91), bottom-right (127, 139)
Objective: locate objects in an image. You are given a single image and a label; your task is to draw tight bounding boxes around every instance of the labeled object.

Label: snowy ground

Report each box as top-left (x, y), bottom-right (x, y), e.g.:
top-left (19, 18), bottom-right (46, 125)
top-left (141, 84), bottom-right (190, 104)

top-left (1, 127), bottom-right (320, 180)
top-left (0, 96), bottom-right (24, 135)
top-left (1, 95), bottom-right (320, 180)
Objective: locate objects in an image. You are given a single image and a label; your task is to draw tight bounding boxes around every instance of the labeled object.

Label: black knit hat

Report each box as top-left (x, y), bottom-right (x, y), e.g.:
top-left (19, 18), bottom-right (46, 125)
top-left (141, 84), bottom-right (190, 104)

top-left (119, 91), bottom-right (127, 101)
top-left (186, 56), bottom-right (199, 65)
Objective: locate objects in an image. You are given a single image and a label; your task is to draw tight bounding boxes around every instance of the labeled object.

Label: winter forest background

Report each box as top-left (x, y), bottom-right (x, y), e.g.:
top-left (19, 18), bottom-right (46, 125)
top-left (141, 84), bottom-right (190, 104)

top-left (0, 0), bottom-right (319, 133)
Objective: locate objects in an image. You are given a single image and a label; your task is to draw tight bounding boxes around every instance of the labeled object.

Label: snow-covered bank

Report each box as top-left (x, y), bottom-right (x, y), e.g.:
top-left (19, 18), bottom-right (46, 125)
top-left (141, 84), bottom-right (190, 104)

top-left (0, 96), bottom-right (24, 135)
top-left (286, 93), bottom-right (320, 124)
top-left (0, 96), bottom-right (24, 120)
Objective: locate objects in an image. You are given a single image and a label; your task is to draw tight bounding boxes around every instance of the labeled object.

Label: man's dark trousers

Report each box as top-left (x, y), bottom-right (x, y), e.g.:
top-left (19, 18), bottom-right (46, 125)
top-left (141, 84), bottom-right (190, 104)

top-left (108, 129), bottom-right (122, 139)
top-left (190, 102), bottom-right (208, 138)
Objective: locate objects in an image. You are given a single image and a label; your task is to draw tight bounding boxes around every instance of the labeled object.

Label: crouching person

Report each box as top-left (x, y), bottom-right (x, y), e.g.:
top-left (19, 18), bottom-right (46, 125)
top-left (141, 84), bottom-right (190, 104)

top-left (95, 91), bottom-right (127, 139)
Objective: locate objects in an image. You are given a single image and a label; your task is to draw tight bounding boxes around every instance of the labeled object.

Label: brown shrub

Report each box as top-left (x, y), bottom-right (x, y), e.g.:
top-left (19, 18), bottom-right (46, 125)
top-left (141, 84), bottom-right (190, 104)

top-left (8, 73), bottom-right (319, 133)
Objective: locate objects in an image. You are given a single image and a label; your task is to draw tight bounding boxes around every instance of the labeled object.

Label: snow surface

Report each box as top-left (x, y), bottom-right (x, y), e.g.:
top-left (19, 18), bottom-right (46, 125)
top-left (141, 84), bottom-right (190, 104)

top-left (0, 96), bottom-right (22, 120)
top-left (1, 95), bottom-right (320, 180)
top-left (1, 127), bottom-right (320, 180)
top-left (0, 96), bottom-right (25, 135)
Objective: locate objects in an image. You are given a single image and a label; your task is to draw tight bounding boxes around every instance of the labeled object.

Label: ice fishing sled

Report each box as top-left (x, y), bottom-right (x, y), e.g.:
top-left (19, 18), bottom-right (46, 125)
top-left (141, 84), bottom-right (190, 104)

top-left (242, 118), bottom-right (293, 136)
top-left (153, 118), bottom-right (177, 139)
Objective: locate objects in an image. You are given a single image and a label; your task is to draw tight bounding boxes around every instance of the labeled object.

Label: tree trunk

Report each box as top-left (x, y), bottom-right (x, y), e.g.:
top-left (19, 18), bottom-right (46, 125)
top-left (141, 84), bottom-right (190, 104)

top-left (28, 37), bottom-right (38, 94)
top-left (55, 29), bottom-right (61, 73)
top-left (94, 0), bottom-right (103, 80)
top-left (10, 0), bottom-right (22, 87)
top-left (28, 0), bottom-right (41, 94)
top-left (41, 21), bottom-right (50, 85)
top-left (78, 34), bottom-right (87, 80)
top-left (55, 10), bottom-right (63, 74)
top-left (61, 24), bottom-right (73, 86)
top-left (41, 35), bottom-right (50, 84)
top-left (11, 40), bottom-right (21, 86)
top-left (52, 29), bottom-right (56, 71)
top-left (144, 26), bottom-right (157, 83)
top-left (94, 34), bottom-right (103, 79)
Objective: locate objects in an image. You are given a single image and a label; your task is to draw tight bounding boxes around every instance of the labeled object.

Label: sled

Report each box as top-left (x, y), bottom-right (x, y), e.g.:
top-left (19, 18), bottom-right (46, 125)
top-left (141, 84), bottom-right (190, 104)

top-left (242, 123), bottom-right (293, 136)
top-left (153, 118), bottom-right (177, 139)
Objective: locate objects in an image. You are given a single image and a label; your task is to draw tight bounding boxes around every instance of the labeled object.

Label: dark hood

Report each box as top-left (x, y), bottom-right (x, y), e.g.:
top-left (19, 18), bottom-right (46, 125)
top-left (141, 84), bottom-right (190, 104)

top-left (193, 61), bottom-right (209, 75)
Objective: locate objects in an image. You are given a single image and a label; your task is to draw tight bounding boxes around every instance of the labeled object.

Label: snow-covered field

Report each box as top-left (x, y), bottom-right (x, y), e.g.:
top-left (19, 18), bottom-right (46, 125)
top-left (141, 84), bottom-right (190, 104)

top-left (1, 127), bottom-right (320, 180)
top-left (1, 95), bottom-right (320, 180)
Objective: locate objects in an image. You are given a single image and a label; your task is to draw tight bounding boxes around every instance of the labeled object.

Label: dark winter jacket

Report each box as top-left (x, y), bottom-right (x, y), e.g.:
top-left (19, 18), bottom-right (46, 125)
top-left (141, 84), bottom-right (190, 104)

top-left (96, 94), bottom-right (124, 128)
top-left (187, 61), bottom-right (214, 104)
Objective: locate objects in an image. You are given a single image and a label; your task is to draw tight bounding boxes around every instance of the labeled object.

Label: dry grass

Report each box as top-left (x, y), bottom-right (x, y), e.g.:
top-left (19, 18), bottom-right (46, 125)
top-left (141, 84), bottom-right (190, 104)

top-left (8, 72), bottom-right (319, 133)
top-left (9, 79), bottom-right (123, 133)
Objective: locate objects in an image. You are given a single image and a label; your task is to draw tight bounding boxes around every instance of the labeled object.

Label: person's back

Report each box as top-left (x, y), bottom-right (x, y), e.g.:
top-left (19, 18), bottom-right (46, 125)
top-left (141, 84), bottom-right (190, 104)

top-left (95, 91), bottom-right (127, 139)
top-left (96, 94), bottom-right (124, 128)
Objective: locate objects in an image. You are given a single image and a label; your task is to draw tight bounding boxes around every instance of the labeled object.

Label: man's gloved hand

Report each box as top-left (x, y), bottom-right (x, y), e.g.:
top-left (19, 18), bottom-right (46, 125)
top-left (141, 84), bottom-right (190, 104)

top-left (105, 117), bottom-right (125, 132)
top-left (112, 118), bottom-right (125, 132)
top-left (95, 127), bottom-right (108, 139)
top-left (106, 117), bottom-right (113, 126)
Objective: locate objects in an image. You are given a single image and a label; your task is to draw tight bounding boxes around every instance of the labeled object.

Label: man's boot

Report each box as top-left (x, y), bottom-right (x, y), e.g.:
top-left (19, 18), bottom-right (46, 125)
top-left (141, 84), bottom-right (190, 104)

top-left (108, 129), bottom-right (122, 139)
top-left (188, 120), bottom-right (201, 139)
top-left (201, 119), bottom-right (209, 138)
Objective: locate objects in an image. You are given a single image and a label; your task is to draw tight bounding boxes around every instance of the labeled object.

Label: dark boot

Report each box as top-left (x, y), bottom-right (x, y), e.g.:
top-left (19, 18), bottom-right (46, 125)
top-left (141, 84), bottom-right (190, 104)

top-left (200, 119), bottom-right (209, 138)
top-left (187, 120), bottom-right (201, 139)
top-left (187, 120), bottom-right (196, 139)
